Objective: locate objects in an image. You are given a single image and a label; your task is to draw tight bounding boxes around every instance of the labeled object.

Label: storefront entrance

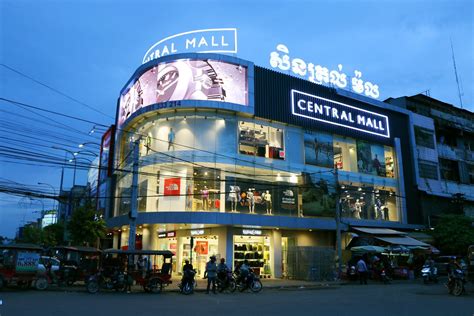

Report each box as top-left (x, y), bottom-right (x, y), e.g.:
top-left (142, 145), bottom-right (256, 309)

top-left (179, 235), bottom-right (219, 277)
top-left (234, 235), bottom-right (271, 278)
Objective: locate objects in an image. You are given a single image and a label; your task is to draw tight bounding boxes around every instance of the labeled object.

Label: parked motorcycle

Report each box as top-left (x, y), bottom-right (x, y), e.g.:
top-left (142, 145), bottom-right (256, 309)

top-left (421, 265), bottom-right (438, 284)
top-left (217, 271), bottom-right (236, 293)
top-left (178, 269), bottom-right (196, 295)
top-left (447, 269), bottom-right (466, 296)
top-left (86, 269), bottom-right (127, 294)
top-left (235, 270), bottom-right (262, 293)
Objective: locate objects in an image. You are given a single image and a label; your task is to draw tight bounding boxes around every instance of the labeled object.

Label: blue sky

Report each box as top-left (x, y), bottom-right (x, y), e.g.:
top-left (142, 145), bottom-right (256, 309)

top-left (0, 0), bottom-right (473, 237)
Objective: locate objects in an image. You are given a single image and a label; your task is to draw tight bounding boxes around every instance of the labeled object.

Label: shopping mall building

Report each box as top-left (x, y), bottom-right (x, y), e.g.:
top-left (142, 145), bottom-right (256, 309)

top-left (104, 53), bottom-right (423, 278)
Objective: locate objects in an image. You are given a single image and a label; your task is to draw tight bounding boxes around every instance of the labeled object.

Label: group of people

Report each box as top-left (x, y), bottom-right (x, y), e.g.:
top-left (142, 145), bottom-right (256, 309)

top-left (182, 256), bottom-right (252, 294)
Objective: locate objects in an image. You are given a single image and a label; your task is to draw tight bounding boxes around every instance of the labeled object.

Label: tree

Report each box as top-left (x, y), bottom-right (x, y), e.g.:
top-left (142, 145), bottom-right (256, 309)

top-left (20, 225), bottom-right (43, 244)
top-left (432, 214), bottom-right (474, 255)
top-left (67, 202), bottom-right (106, 247)
top-left (42, 222), bottom-right (65, 247)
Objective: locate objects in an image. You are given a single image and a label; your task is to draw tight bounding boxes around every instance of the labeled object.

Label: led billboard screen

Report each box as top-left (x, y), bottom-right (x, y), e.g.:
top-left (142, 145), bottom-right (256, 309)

top-left (118, 59), bottom-right (248, 127)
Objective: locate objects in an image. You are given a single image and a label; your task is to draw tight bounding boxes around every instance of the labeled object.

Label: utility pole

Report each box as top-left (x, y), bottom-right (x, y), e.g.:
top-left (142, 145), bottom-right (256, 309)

top-left (334, 167), bottom-right (342, 279)
top-left (127, 140), bottom-right (140, 250)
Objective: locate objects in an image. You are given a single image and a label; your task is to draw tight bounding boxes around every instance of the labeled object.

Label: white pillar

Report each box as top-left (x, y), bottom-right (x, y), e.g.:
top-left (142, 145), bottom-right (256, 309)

top-left (271, 229), bottom-right (282, 278)
top-left (113, 233), bottom-right (119, 249)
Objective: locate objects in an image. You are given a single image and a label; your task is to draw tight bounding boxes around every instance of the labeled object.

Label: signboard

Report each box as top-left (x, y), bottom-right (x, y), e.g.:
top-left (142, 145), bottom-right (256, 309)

top-left (158, 231), bottom-right (176, 238)
top-left (195, 241), bottom-right (208, 255)
top-left (190, 229), bottom-right (205, 236)
top-left (291, 89), bottom-right (390, 138)
top-left (163, 178), bottom-right (181, 196)
top-left (118, 59), bottom-right (248, 127)
top-left (99, 125), bottom-right (116, 179)
top-left (143, 28), bottom-right (238, 64)
top-left (16, 252), bottom-right (40, 273)
top-left (270, 44), bottom-right (380, 99)
top-left (242, 229), bottom-right (262, 235)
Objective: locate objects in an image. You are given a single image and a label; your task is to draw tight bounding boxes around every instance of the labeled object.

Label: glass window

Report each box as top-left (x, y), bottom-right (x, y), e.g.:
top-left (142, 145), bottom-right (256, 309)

top-left (414, 126), bottom-right (435, 149)
top-left (191, 168), bottom-right (220, 212)
top-left (468, 164), bottom-right (474, 184)
top-left (340, 184), bottom-right (399, 222)
top-left (356, 140), bottom-right (387, 177)
top-left (418, 160), bottom-right (439, 180)
top-left (239, 121), bottom-right (284, 159)
top-left (384, 146), bottom-right (396, 178)
top-left (304, 131), bottom-right (333, 168)
top-left (333, 136), bottom-right (357, 172)
top-left (439, 158), bottom-right (459, 181)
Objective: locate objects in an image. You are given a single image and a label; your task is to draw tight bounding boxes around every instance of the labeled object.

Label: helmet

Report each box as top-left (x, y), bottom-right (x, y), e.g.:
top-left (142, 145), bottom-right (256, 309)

top-left (220, 258), bottom-right (225, 263)
top-left (210, 255), bottom-right (216, 260)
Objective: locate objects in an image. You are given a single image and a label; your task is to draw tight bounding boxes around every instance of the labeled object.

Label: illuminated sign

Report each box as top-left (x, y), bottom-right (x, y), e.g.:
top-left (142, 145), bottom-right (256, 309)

top-left (164, 178), bottom-right (181, 196)
top-left (291, 89), bottom-right (390, 138)
top-left (118, 59), bottom-right (248, 127)
top-left (158, 231), bottom-right (176, 238)
top-left (190, 229), bottom-right (205, 236)
top-left (242, 229), bottom-right (262, 235)
top-left (270, 44), bottom-right (380, 99)
top-left (143, 28), bottom-right (238, 64)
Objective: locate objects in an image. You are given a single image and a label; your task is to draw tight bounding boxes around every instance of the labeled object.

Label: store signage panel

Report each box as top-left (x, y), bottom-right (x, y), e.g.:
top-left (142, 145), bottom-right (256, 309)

top-left (190, 229), bottom-right (205, 236)
top-left (143, 28), bottom-right (238, 64)
top-left (158, 231), bottom-right (176, 238)
top-left (270, 44), bottom-right (380, 99)
top-left (291, 89), bottom-right (390, 138)
top-left (118, 59), bottom-right (248, 127)
top-left (242, 229), bottom-right (262, 236)
top-left (163, 178), bottom-right (181, 196)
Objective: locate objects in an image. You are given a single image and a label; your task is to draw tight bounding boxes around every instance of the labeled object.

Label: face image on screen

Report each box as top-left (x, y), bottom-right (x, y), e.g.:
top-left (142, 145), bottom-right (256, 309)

top-left (118, 59), bottom-right (248, 126)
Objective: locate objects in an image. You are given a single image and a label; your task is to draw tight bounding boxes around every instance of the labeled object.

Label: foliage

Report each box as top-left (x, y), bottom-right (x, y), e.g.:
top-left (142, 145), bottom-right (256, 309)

top-left (42, 222), bottom-right (65, 247)
top-left (432, 214), bottom-right (474, 255)
top-left (67, 202), bottom-right (106, 247)
top-left (20, 225), bottom-right (43, 244)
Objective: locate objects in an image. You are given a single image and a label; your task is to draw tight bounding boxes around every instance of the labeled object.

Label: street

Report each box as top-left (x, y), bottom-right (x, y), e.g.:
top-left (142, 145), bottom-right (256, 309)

top-left (1, 281), bottom-right (473, 316)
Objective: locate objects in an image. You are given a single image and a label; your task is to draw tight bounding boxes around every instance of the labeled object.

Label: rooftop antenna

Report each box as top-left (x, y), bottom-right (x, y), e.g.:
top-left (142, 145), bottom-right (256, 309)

top-left (450, 38), bottom-right (464, 109)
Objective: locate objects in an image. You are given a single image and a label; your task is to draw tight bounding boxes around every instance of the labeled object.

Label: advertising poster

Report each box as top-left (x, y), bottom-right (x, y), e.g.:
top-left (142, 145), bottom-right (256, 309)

top-left (138, 180), bottom-right (148, 211)
top-left (195, 241), bottom-right (208, 255)
top-left (304, 131), bottom-right (333, 168)
top-left (164, 177), bottom-right (181, 196)
top-left (16, 252), bottom-right (40, 273)
top-left (99, 125), bottom-right (116, 180)
top-left (301, 173), bottom-right (335, 217)
top-left (370, 144), bottom-right (386, 177)
top-left (356, 140), bottom-right (372, 174)
top-left (118, 59), bottom-right (248, 126)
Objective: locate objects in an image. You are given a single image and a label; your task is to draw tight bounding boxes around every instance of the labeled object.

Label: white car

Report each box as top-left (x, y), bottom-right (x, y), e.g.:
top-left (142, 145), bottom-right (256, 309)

top-left (37, 256), bottom-right (60, 273)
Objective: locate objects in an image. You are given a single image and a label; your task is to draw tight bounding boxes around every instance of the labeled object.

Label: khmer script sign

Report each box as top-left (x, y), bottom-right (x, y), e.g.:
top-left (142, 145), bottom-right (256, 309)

top-left (270, 44), bottom-right (380, 99)
top-left (291, 89), bottom-right (390, 138)
top-left (143, 28), bottom-right (238, 64)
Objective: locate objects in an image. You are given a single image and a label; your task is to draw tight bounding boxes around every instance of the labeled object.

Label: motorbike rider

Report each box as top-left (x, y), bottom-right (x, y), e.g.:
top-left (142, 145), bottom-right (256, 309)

top-left (181, 259), bottom-right (194, 286)
top-left (204, 255), bottom-right (218, 294)
top-left (217, 258), bottom-right (229, 291)
top-left (424, 256), bottom-right (436, 275)
top-left (237, 259), bottom-right (251, 287)
top-left (446, 256), bottom-right (462, 287)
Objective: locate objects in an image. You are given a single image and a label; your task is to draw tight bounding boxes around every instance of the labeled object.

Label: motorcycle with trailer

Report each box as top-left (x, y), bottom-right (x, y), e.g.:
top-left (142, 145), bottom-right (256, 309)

top-left (86, 249), bottom-right (174, 294)
top-left (0, 244), bottom-right (43, 290)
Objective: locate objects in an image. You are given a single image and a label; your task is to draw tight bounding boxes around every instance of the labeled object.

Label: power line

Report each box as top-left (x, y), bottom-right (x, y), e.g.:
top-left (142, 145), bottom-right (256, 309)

top-left (1, 63), bottom-right (115, 120)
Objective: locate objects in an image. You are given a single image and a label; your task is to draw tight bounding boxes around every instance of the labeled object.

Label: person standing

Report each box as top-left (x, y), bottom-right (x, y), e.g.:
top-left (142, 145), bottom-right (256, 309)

top-left (204, 255), bottom-right (217, 294)
top-left (357, 256), bottom-right (368, 285)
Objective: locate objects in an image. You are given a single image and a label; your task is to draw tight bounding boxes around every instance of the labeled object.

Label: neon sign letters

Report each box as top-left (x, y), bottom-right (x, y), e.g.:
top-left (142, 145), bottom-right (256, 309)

top-left (291, 90), bottom-right (390, 138)
top-left (143, 28), bottom-right (238, 64)
top-left (270, 44), bottom-right (380, 99)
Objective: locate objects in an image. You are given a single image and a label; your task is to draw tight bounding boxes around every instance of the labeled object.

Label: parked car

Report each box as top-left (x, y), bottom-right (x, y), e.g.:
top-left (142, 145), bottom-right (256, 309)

top-left (37, 256), bottom-right (60, 273)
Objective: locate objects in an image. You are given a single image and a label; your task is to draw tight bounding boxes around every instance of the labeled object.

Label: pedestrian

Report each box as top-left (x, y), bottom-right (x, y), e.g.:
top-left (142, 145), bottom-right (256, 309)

top-left (217, 258), bottom-right (229, 291)
top-left (357, 255), bottom-right (368, 285)
top-left (204, 255), bottom-right (217, 294)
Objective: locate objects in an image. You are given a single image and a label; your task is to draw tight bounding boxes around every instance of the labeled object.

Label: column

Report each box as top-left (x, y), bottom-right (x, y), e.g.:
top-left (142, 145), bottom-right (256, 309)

top-left (113, 232), bottom-right (119, 249)
top-left (271, 229), bottom-right (282, 278)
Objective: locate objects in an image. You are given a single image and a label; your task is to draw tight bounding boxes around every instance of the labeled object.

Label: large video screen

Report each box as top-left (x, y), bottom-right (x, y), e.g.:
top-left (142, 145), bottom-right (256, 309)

top-left (118, 59), bottom-right (248, 126)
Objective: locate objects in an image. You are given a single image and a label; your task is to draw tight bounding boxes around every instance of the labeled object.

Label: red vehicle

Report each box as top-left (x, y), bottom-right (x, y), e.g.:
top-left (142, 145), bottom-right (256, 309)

top-left (86, 249), bottom-right (174, 294)
top-left (0, 244), bottom-right (43, 290)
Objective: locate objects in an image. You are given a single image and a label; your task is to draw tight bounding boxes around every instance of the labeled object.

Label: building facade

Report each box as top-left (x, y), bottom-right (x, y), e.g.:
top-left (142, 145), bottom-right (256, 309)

top-left (106, 53), bottom-right (422, 279)
top-left (386, 94), bottom-right (474, 225)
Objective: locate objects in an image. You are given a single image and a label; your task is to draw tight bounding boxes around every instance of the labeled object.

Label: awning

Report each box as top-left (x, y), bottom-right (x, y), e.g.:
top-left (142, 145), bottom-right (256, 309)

top-left (352, 227), bottom-right (407, 236)
top-left (375, 236), bottom-right (429, 247)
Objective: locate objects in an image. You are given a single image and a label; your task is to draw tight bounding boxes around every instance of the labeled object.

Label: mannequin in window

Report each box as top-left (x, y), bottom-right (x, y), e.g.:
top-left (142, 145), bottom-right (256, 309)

top-left (247, 189), bottom-right (255, 214)
top-left (201, 186), bottom-right (209, 211)
top-left (228, 185), bottom-right (237, 212)
top-left (264, 190), bottom-right (272, 215)
top-left (375, 198), bottom-right (383, 219)
top-left (145, 135), bottom-right (152, 155)
top-left (168, 128), bottom-right (175, 151)
top-left (354, 199), bottom-right (363, 219)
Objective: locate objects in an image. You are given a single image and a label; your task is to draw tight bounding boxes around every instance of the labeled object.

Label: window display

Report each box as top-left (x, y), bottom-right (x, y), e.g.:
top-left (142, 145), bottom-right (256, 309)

top-left (339, 184), bottom-right (399, 222)
top-left (234, 235), bottom-right (271, 277)
top-left (239, 121), bottom-right (284, 159)
top-left (191, 168), bottom-right (220, 212)
top-left (304, 131), bottom-right (334, 168)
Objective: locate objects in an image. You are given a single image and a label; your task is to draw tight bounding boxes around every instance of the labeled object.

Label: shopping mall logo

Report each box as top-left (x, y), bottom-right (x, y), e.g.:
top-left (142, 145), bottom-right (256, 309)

top-left (142, 28), bottom-right (238, 64)
top-left (291, 89), bottom-right (390, 138)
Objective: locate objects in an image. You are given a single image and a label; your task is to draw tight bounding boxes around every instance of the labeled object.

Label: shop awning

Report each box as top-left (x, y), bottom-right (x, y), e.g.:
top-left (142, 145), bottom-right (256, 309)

top-left (352, 227), bottom-right (407, 236)
top-left (375, 236), bottom-right (429, 247)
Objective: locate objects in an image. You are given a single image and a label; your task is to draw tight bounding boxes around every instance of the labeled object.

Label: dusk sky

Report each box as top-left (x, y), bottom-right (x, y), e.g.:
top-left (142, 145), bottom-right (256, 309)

top-left (0, 0), bottom-right (473, 237)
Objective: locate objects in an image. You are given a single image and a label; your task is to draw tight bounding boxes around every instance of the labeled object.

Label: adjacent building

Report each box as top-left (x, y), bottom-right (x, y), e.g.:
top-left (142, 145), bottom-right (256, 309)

top-left (386, 94), bottom-right (474, 225)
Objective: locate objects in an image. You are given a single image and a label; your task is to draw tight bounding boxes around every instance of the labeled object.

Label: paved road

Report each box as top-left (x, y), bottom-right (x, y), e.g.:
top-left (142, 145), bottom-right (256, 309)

top-left (0, 282), bottom-right (473, 316)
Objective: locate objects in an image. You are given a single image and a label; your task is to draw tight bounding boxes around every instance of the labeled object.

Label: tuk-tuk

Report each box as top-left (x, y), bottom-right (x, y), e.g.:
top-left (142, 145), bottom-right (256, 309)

top-left (86, 249), bottom-right (174, 294)
top-left (0, 243), bottom-right (43, 290)
top-left (49, 246), bottom-right (102, 285)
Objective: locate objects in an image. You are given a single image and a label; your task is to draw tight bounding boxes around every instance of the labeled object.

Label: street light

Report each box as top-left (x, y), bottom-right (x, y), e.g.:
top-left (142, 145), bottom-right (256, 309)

top-left (52, 146), bottom-right (77, 186)
top-left (74, 149), bottom-right (99, 157)
top-left (79, 142), bottom-right (101, 148)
